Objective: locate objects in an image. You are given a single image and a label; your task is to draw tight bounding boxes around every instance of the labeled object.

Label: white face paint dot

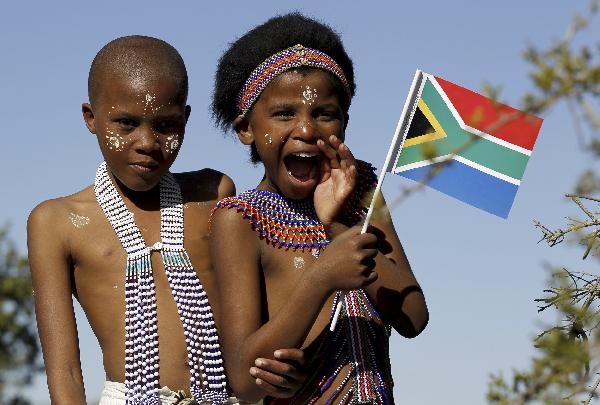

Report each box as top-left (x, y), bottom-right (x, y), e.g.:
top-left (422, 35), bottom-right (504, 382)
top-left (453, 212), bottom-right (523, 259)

top-left (301, 86), bottom-right (318, 105)
top-left (144, 93), bottom-right (156, 108)
top-left (164, 134), bottom-right (181, 155)
top-left (293, 256), bottom-right (305, 269)
top-left (105, 128), bottom-right (126, 152)
top-left (109, 136), bottom-right (120, 149)
top-left (265, 133), bottom-right (272, 145)
top-left (69, 212), bottom-right (90, 229)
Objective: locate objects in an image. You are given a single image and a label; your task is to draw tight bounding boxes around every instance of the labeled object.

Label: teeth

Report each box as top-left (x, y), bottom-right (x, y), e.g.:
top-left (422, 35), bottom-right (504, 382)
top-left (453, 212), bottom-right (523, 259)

top-left (292, 152), bottom-right (318, 158)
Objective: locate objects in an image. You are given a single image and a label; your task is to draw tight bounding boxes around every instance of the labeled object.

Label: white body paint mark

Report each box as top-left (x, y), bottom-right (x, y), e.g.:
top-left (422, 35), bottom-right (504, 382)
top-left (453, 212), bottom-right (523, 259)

top-left (302, 86), bottom-right (318, 105)
top-left (105, 128), bottom-right (126, 152)
top-left (164, 134), bottom-right (181, 154)
top-left (294, 256), bottom-right (305, 269)
top-left (69, 212), bottom-right (90, 228)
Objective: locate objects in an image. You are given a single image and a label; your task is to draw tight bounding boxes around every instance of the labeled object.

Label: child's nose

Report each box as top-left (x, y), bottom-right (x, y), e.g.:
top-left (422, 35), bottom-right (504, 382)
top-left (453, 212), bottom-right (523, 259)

top-left (134, 126), bottom-right (160, 153)
top-left (291, 119), bottom-right (321, 143)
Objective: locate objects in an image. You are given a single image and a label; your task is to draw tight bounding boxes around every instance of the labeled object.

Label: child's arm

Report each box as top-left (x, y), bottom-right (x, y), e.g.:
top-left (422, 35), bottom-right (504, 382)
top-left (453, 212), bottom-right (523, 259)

top-left (211, 211), bottom-right (376, 402)
top-left (325, 198), bottom-right (429, 338)
top-left (316, 136), bottom-right (428, 337)
top-left (27, 201), bottom-right (86, 404)
top-left (362, 196), bottom-right (429, 337)
top-left (211, 145), bottom-right (378, 401)
top-left (213, 173), bottom-right (308, 398)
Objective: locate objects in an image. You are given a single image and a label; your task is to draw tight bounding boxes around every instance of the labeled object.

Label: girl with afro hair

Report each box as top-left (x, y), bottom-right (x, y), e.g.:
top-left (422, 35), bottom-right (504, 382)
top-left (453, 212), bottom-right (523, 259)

top-left (210, 13), bottom-right (428, 404)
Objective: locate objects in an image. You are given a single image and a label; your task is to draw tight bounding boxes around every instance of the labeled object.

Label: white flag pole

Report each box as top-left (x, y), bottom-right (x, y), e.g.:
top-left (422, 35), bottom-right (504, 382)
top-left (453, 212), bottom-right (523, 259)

top-left (330, 69), bottom-right (425, 332)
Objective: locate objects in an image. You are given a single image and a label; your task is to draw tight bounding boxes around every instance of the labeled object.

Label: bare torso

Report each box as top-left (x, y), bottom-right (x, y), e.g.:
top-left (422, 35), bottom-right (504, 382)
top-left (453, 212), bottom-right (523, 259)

top-left (31, 169), bottom-right (231, 395)
top-left (259, 246), bottom-right (335, 349)
top-left (259, 234), bottom-right (388, 404)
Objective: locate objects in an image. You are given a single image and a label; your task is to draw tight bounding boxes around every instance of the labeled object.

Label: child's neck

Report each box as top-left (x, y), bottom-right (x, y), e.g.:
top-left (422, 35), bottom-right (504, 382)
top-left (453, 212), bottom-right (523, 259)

top-left (111, 173), bottom-right (161, 211)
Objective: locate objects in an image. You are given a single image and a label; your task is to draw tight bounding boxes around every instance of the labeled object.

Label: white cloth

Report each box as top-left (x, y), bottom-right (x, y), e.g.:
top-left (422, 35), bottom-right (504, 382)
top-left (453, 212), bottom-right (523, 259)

top-left (98, 381), bottom-right (241, 405)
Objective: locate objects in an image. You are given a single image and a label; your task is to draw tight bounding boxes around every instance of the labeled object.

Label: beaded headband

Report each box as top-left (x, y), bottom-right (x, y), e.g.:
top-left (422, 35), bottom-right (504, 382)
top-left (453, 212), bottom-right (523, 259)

top-left (237, 44), bottom-right (351, 116)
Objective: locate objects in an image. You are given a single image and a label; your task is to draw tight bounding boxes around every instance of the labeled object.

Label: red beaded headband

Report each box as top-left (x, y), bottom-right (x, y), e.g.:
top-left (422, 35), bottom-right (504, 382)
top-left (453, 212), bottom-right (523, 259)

top-left (237, 44), bottom-right (351, 116)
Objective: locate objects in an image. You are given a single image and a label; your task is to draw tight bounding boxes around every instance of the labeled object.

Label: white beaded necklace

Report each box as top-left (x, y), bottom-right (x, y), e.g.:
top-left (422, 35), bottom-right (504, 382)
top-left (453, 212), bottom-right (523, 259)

top-left (94, 162), bottom-right (228, 405)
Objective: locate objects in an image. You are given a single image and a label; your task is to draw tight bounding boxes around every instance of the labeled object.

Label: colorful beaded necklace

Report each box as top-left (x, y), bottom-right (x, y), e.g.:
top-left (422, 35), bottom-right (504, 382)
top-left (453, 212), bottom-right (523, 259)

top-left (94, 162), bottom-right (229, 405)
top-left (212, 162), bottom-right (393, 404)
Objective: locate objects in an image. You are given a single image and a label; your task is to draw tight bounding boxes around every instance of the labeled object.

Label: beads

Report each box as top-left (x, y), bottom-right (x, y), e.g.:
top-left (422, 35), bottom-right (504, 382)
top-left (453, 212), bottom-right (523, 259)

top-left (214, 189), bottom-right (329, 252)
top-left (94, 162), bottom-right (229, 404)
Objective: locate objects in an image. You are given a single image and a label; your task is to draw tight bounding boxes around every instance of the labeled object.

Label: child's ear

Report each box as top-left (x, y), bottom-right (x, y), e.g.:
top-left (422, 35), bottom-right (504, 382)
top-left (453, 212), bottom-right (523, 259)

top-left (233, 115), bottom-right (255, 146)
top-left (185, 105), bottom-right (191, 122)
top-left (82, 103), bottom-right (96, 134)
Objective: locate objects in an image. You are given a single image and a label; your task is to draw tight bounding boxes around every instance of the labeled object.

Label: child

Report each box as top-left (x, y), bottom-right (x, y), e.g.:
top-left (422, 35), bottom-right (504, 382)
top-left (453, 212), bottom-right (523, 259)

top-left (210, 13), bottom-right (429, 404)
top-left (27, 35), bottom-right (306, 405)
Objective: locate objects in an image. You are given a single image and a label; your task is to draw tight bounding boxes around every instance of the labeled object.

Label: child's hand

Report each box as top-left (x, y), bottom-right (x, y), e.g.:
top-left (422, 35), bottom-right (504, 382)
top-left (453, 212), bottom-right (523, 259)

top-left (250, 348), bottom-right (306, 398)
top-left (309, 225), bottom-right (379, 292)
top-left (314, 135), bottom-right (357, 227)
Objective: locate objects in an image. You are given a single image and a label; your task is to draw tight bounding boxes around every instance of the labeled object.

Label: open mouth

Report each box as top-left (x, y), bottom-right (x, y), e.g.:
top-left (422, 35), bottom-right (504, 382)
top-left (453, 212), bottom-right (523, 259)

top-left (284, 152), bottom-right (320, 183)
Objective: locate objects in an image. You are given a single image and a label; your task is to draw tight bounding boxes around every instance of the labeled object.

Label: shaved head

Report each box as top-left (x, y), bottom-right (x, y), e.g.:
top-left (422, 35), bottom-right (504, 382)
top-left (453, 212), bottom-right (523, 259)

top-left (88, 35), bottom-right (188, 107)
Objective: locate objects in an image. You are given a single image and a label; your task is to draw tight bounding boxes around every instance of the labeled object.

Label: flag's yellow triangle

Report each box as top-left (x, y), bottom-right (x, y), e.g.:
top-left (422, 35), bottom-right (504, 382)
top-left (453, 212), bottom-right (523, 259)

top-left (403, 99), bottom-right (447, 147)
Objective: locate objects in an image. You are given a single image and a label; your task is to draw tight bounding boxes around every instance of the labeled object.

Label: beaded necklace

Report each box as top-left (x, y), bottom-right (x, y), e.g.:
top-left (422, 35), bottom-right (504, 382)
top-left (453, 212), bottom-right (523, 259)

top-left (212, 161), bottom-right (394, 404)
top-left (94, 162), bottom-right (229, 405)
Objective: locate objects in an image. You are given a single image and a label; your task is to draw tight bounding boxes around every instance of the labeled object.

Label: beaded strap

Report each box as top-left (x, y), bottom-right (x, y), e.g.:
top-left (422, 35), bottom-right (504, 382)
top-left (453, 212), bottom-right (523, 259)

top-left (94, 162), bottom-right (228, 404)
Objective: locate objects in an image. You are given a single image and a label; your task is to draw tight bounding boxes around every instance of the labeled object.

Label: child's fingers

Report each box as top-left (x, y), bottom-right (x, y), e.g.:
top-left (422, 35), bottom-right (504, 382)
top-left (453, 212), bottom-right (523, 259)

top-left (364, 270), bottom-right (379, 285)
top-left (253, 377), bottom-right (295, 398)
top-left (250, 367), bottom-right (294, 388)
top-left (319, 153), bottom-right (332, 183)
top-left (317, 139), bottom-right (340, 169)
top-left (254, 357), bottom-right (303, 381)
top-left (328, 134), bottom-right (343, 150)
top-left (338, 142), bottom-right (356, 164)
top-left (251, 369), bottom-right (297, 398)
top-left (274, 348), bottom-right (306, 367)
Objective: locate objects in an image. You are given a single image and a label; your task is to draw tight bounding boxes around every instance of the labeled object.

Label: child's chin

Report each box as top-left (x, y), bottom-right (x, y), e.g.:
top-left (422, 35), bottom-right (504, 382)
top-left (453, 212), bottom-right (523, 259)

top-left (119, 175), bottom-right (161, 193)
top-left (283, 177), bottom-right (318, 200)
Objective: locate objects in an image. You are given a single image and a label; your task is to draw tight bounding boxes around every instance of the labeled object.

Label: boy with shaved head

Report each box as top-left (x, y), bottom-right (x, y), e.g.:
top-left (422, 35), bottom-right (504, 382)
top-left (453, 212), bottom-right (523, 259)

top-left (28, 35), bottom-right (305, 405)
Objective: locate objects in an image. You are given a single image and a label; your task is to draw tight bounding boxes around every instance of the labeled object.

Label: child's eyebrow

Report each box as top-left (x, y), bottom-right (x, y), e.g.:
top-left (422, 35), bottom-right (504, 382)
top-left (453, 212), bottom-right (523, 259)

top-left (314, 103), bottom-right (342, 110)
top-left (268, 101), bottom-right (296, 110)
top-left (154, 112), bottom-right (186, 120)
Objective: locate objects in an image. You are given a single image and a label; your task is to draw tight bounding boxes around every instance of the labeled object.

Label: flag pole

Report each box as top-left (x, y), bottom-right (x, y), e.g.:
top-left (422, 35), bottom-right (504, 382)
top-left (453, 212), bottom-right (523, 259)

top-left (330, 69), bottom-right (424, 332)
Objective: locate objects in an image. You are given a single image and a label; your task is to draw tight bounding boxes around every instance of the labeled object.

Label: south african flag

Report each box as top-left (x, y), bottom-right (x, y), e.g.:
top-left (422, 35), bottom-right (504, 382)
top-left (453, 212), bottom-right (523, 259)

top-left (389, 71), bottom-right (543, 218)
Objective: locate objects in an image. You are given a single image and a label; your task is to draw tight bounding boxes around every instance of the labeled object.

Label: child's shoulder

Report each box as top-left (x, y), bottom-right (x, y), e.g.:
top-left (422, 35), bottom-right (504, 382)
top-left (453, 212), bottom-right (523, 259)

top-left (28, 186), bottom-right (96, 230)
top-left (174, 168), bottom-right (235, 203)
top-left (27, 185), bottom-right (99, 258)
top-left (209, 189), bottom-right (258, 237)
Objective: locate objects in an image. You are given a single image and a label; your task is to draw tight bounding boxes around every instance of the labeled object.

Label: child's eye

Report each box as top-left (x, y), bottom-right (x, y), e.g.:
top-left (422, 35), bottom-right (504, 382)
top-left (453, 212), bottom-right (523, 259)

top-left (155, 120), bottom-right (177, 133)
top-left (116, 118), bottom-right (137, 130)
top-left (316, 110), bottom-right (340, 120)
top-left (273, 110), bottom-right (295, 119)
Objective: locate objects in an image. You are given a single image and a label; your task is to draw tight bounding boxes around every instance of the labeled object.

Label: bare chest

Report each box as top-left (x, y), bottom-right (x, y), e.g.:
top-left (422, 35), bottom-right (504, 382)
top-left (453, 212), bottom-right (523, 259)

top-left (260, 246), bottom-right (336, 348)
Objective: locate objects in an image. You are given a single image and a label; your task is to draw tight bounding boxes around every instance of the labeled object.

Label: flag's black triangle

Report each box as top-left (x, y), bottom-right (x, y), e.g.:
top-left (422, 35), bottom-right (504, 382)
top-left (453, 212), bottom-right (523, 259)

top-left (406, 105), bottom-right (435, 141)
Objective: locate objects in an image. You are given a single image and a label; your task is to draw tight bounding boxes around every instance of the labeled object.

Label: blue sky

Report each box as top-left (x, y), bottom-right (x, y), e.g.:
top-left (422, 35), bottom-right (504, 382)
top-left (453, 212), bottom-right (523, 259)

top-left (1, 1), bottom-right (598, 403)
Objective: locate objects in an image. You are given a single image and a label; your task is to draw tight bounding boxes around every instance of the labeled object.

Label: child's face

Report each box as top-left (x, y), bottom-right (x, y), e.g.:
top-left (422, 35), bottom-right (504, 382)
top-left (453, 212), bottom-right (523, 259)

top-left (241, 69), bottom-right (346, 200)
top-left (83, 77), bottom-right (190, 192)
